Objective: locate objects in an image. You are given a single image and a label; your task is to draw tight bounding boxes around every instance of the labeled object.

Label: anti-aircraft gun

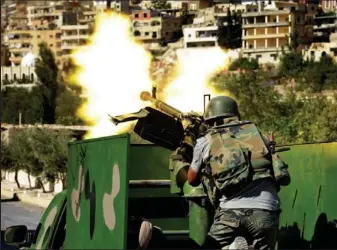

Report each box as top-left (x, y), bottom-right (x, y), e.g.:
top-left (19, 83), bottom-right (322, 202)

top-left (110, 91), bottom-right (213, 246)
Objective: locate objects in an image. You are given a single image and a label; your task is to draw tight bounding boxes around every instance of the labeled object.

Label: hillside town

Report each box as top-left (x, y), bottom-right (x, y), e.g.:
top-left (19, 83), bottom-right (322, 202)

top-left (1, 0), bottom-right (336, 90)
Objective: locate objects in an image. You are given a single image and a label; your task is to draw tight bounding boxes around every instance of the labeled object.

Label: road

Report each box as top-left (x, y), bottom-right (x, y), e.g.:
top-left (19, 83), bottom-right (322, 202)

top-left (1, 195), bottom-right (44, 250)
top-left (1, 195), bottom-right (44, 230)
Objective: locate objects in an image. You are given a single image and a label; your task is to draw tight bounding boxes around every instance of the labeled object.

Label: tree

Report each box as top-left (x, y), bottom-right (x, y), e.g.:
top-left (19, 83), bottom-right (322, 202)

top-left (25, 128), bottom-right (72, 190)
top-left (8, 129), bottom-right (40, 189)
top-left (0, 87), bottom-right (43, 124)
top-left (278, 51), bottom-right (305, 79)
top-left (151, 0), bottom-right (171, 9)
top-left (287, 29), bottom-right (300, 52)
top-left (218, 9), bottom-right (242, 49)
top-left (35, 42), bottom-right (59, 124)
top-left (228, 57), bottom-right (259, 71)
top-left (212, 65), bottom-right (337, 145)
top-left (1, 138), bottom-right (13, 176)
top-left (7, 128), bottom-right (73, 191)
top-left (55, 83), bottom-right (85, 125)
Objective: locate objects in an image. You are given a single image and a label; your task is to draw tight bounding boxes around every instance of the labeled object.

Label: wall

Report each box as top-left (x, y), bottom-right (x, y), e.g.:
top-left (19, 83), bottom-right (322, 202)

top-left (3, 170), bottom-right (61, 193)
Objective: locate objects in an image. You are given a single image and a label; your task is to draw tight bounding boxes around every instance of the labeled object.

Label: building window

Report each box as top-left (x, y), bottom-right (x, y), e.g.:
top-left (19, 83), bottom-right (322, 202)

top-left (256, 55), bottom-right (261, 63)
top-left (271, 54), bottom-right (278, 61)
top-left (322, 51), bottom-right (326, 57)
top-left (152, 32), bottom-right (157, 39)
top-left (13, 73), bottom-right (17, 81)
top-left (4, 74), bottom-right (8, 80)
top-left (134, 30), bottom-right (141, 36)
top-left (135, 13), bottom-right (139, 18)
top-left (22, 73), bottom-right (26, 80)
top-left (151, 21), bottom-right (160, 26)
top-left (188, 34), bottom-right (191, 38)
top-left (133, 21), bottom-right (140, 27)
top-left (31, 73), bottom-right (34, 81)
top-left (49, 35), bottom-right (53, 38)
top-left (37, 35), bottom-right (41, 38)
top-left (145, 32), bottom-right (149, 36)
top-left (144, 13), bottom-right (148, 18)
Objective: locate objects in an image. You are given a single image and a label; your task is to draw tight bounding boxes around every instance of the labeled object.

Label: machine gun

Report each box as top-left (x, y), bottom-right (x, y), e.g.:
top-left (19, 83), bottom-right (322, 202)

top-left (109, 91), bottom-right (208, 151)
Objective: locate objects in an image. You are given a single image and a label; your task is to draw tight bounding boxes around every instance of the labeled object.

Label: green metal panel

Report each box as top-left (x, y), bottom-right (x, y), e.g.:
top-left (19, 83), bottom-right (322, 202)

top-left (29, 191), bottom-right (67, 250)
top-left (65, 134), bottom-right (130, 249)
top-left (128, 145), bottom-right (190, 231)
top-left (277, 142), bottom-right (337, 249)
top-left (129, 145), bottom-right (172, 180)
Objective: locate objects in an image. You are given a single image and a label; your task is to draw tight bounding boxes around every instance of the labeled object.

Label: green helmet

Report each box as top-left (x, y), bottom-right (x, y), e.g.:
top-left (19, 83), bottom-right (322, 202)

top-left (204, 96), bottom-right (240, 122)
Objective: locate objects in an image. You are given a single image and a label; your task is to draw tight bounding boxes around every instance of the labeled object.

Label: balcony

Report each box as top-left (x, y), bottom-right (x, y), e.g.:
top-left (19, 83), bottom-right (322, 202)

top-left (9, 57), bottom-right (23, 63)
top-left (61, 34), bottom-right (89, 40)
top-left (243, 33), bottom-right (289, 39)
top-left (61, 25), bottom-right (89, 31)
top-left (9, 47), bottom-right (31, 53)
top-left (242, 10), bottom-right (290, 17)
top-left (242, 47), bottom-right (289, 53)
top-left (61, 43), bottom-right (79, 50)
top-left (243, 21), bottom-right (290, 28)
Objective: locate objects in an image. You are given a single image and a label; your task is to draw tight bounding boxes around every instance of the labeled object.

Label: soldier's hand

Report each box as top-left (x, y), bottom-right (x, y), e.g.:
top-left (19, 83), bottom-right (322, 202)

top-left (170, 142), bottom-right (194, 164)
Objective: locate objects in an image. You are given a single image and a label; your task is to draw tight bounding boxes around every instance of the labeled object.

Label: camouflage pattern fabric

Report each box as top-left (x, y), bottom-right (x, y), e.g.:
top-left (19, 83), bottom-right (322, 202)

top-left (204, 119), bottom-right (274, 196)
top-left (202, 208), bottom-right (280, 249)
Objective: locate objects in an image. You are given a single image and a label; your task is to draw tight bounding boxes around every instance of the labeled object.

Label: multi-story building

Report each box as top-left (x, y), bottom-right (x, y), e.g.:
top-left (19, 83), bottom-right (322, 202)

top-left (27, 3), bottom-right (64, 29)
top-left (131, 10), bottom-right (182, 46)
top-left (320, 0), bottom-right (337, 12)
top-left (93, 0), bottom-right (130, 13)
top-left (5, 29), bottom-right (62, 66)
top-left (7, 0), bottom-right (28, 30)
top-left (241, 1), bottom-right (310, 64)
top-left (78, 9), bottom-right (97, 25)
top-left (137, 0), bottom-right (212, 10)
top-left (183, 23), bottom-right (218, 48)
top-left (61, 24), bottom-right (90, 60)
top-left (314, 13), bottom-right (337, 42)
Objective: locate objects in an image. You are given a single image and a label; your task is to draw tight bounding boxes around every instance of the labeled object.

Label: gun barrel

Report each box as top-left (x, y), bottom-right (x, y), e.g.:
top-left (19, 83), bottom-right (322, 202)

top-left (140, 91), bottom-right (184, 119)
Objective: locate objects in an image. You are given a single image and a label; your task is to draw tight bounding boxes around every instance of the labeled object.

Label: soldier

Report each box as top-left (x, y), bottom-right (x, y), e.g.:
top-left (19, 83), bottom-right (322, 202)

top-left (182, 96), bottom-right (291, 249)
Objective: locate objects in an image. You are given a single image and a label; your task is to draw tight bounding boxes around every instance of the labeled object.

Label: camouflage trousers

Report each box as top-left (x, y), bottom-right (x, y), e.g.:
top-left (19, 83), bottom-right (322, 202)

top-left (202, 208), bottom-right (280, 249)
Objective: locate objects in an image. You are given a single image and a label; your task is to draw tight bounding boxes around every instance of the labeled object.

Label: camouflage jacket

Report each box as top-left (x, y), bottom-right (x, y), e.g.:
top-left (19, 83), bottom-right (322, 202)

top-left (202, 117), bottom-right (290, 201)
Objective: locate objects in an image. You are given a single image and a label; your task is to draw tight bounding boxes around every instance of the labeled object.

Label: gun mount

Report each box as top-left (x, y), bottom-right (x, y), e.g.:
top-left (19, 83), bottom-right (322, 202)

top-left (109, 91), bottom-right (206, 151)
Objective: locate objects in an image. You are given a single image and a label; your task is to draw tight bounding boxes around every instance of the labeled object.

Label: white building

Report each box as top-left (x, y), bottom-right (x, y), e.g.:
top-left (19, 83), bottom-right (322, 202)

top-left (302, 42), bottom-right (337, 62)
top-left (183, 24), bottom-right (218, 48)
top-left (1, 66), bottom-right (37, 90)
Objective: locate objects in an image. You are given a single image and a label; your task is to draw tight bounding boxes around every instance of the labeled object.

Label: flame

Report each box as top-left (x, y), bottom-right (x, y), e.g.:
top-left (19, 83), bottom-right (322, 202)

top-left (158, 47), bottom-right (237, 113)
top-left (71, 12), bottom-right (153, 139)
top-left (70, 12), bottom-right (239, 139)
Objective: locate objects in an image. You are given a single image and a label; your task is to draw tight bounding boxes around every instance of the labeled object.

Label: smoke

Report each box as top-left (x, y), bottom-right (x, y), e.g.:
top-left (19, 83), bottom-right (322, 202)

top-left (21, 52), bottom-right (36, 67)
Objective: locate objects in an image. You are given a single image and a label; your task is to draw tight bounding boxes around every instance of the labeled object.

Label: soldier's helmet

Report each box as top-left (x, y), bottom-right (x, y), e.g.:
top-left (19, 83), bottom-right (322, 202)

top-left (204, 95), bottom-right (240, 122)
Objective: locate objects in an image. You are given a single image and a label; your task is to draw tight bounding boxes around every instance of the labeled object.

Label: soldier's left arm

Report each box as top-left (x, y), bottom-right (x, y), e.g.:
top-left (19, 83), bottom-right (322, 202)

top-left (262, 134), bottom-right (291, 186)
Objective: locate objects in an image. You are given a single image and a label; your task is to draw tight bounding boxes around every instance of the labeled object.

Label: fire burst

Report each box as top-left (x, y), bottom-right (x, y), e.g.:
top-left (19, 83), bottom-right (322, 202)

top-left (71, 12), bottom-right (153, 139)
top-left (71, 12), bottom-right (236, 139)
